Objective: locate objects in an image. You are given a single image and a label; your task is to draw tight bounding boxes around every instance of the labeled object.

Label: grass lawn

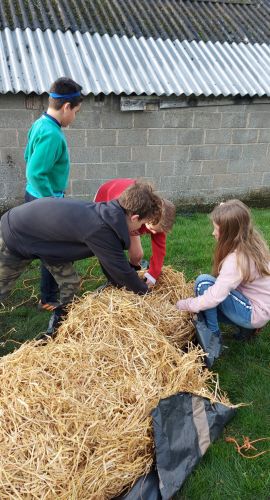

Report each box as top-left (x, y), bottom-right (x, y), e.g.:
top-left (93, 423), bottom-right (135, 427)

top-left (1, 209), bottom-right (270, 499)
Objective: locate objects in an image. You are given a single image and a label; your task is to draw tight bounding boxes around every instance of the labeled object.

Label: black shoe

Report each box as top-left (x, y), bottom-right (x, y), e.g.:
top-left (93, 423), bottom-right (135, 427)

top-left (94, 281), bottom-right (112, 293)
top-left (194, 318), bottom-right (223, 369)
top-left (233, 327), bottom-right (259, 341)
top-left (36, 306), bottom-right (67, 342)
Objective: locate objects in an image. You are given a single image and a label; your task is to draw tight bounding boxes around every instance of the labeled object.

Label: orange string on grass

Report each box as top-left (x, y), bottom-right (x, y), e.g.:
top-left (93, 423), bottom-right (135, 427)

top-left (226, 436), bottom-right (270, 458)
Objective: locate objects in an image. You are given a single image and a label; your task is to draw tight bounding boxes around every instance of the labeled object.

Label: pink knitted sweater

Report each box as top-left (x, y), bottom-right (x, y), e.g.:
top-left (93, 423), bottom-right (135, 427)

top-left (177, 252), bottom-right (270, 328)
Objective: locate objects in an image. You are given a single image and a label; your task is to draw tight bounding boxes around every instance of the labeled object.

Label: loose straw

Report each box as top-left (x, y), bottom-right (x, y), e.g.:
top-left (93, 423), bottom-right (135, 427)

top-left (0, 267), bottom-right (233, 499)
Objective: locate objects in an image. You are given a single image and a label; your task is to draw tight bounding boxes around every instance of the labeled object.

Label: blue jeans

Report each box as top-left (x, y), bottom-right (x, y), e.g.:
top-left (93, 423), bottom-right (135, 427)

top-left (24, 191), bottom-right (59, 303)
top-left (195, 274), bottom-right (253, 334)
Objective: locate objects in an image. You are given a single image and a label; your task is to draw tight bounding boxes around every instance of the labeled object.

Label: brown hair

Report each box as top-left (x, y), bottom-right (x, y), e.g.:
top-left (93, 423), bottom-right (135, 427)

top-left (118, 182), bottom-right (162, 224)
top-left (48, 77), bottom-right (83, 110)
top-left (158, 199), bottom-right (176, 232)
top-left (211, 199), bottom-right (270, 281)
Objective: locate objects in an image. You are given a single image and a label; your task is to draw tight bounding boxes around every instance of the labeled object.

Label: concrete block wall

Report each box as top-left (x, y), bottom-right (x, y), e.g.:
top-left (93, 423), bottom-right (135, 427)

top-left (0, 93), bottom-right (270, 213)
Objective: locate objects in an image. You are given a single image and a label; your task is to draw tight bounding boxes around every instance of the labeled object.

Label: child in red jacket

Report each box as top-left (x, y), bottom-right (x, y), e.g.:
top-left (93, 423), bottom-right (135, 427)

top-left (95, 179), bottom-right (175, 285)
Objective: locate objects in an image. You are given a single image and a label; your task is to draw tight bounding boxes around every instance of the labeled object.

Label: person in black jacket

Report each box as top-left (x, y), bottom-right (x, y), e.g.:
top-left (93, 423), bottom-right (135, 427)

top-left (0, 182), bottom-right (162, 338)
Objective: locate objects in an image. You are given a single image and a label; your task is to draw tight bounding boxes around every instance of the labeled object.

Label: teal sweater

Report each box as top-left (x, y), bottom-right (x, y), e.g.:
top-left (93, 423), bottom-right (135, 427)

top-left (25, 114), bottom-right (70, 198)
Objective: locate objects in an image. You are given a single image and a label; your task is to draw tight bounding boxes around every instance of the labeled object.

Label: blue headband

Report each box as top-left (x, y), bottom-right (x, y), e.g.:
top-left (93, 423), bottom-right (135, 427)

top-left (49, 91), bottom-right (81, 99)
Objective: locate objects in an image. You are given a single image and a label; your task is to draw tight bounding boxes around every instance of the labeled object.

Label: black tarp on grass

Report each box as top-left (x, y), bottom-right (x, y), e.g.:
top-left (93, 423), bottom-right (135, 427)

top-left (118, 392), bottom-right (236, 500)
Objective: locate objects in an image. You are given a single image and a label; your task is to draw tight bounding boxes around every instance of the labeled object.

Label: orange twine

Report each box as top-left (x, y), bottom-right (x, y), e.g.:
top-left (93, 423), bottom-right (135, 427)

top-left (226, 436), bottom-right (270, 458)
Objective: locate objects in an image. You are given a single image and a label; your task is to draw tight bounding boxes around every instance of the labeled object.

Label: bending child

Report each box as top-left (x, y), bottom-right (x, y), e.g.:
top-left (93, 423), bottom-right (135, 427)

top-left (0, 182), bottom-right (162, 338)
top-left (176, 199), bottom-right (270, 366)
top-left (95, 178), bottom-right (176, 286)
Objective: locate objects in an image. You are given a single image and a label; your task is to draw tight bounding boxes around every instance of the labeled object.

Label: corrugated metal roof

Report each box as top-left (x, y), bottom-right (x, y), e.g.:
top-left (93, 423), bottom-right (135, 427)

top-left (0, 0), bottom-right (269, 44)
top-left (1, 28), bottom-right (270, 97)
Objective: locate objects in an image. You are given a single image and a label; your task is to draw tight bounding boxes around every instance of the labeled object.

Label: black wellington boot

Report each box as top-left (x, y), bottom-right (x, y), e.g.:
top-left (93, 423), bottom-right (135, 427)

top-left (194, 317), bottom-right (223, 369)
top-left (36, 306), bottom-right (67, 342)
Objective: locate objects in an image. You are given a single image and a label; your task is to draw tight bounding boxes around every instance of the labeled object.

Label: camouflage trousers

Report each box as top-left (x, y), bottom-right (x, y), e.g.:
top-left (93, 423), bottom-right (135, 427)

top-left (0, 224), bottom-right (80, 305)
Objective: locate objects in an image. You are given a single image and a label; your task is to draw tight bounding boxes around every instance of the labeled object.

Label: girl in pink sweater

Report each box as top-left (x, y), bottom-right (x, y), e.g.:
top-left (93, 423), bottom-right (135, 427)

top-left (176, 200), bottom-right (270, 351)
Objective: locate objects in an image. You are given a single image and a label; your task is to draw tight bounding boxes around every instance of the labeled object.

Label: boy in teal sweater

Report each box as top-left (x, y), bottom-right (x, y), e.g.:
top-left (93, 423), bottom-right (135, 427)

top-left (25, 77), bottom-right (83, 310)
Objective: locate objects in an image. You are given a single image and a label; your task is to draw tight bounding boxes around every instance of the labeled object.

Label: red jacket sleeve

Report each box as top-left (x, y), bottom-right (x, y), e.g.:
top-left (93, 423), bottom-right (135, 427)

top-left (148, 231), bottom-right (166, 280)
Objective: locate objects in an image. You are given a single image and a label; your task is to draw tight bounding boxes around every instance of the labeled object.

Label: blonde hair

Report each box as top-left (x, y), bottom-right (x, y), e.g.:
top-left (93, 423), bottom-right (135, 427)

top-left (158, 199), bottom-right (176, 232)
top-left (211, 199), bottom-right (270, 282)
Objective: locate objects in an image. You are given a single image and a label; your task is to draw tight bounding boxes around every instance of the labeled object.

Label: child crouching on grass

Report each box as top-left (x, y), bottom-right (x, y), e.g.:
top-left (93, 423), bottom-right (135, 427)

top-left (176, 199), bottom-right (270, 367)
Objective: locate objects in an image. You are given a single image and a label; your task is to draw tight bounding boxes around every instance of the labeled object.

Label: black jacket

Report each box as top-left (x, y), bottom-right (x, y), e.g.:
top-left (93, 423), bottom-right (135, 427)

top-left (1, 197), bottom-right (148, 295)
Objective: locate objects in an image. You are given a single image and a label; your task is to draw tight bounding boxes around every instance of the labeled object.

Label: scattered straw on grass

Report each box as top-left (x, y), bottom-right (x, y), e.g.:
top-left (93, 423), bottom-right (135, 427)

top-left (0, 267), bottom-right (232, 499)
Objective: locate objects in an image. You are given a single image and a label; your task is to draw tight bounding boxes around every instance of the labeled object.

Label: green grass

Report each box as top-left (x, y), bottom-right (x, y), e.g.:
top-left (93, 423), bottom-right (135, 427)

top-left (1, 209), bottom-right (270, 499)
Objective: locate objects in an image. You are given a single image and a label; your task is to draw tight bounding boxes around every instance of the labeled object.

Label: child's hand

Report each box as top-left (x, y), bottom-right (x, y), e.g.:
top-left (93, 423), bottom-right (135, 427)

top-left (176, 300), bottom-right (185, 311)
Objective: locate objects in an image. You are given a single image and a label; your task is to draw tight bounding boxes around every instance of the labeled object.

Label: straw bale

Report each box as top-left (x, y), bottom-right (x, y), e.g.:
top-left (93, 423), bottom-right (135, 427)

top-left (0, 267), bottom-right (232, 499)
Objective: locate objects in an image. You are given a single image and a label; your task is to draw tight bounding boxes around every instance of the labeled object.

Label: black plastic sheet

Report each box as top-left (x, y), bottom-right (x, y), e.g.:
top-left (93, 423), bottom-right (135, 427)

top-left (117, 392), bottom-right (235, 500)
